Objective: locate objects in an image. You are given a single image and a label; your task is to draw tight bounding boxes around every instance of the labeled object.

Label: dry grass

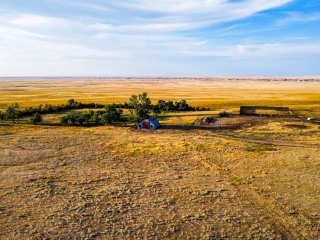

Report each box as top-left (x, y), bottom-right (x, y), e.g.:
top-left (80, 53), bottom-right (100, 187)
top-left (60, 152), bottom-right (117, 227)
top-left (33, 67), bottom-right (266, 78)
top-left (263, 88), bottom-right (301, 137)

top-left (1, 123), bottom-right (319, 239)
top-left (1, 77), bottom-right (320, 239)
top-left (1, 77), bottom-right (320, 114)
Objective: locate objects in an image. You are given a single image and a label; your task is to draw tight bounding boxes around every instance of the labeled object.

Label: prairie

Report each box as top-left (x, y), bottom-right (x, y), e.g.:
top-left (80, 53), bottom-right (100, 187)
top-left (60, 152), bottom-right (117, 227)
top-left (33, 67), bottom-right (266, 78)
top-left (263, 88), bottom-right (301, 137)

top-left (1, 77), bottom-right (320, 114)
top-left (0, 77), bottom-right (320, 239)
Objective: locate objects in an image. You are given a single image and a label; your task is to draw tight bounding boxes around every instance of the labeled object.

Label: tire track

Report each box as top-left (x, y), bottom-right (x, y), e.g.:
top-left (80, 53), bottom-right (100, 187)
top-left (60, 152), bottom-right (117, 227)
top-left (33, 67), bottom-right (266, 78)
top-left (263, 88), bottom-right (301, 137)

top-left (194, 150), bottom-right (318, 239)
top-left (222, 135), bottom-right (320, 148)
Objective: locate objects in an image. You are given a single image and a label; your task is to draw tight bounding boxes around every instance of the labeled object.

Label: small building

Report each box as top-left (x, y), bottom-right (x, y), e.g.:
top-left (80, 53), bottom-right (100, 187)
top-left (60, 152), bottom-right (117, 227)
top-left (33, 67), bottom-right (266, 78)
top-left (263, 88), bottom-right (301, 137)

top-left (138, 118), bottom-right (161, 130)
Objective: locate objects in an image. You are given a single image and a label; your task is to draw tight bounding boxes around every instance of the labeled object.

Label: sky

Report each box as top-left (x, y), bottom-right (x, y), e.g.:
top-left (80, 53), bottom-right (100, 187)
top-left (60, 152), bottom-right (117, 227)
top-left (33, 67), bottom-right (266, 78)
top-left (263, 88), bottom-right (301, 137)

top-left (0, 0), bottom-right (320, 77)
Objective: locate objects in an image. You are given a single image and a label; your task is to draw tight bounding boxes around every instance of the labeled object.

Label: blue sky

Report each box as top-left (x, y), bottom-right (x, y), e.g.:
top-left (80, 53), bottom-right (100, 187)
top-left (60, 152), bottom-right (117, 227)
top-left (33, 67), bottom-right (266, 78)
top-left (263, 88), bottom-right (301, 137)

top-left (0, 0), bottom-right (319, 76)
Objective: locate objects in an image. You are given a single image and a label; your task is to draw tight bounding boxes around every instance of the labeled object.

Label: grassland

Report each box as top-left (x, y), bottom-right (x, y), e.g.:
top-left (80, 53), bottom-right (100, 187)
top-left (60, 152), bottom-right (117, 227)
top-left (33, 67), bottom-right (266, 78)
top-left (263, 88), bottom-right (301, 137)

top-left (0, 77), bottom-right (320, 239)
top-left (1, 77), bottom-right (320, 114)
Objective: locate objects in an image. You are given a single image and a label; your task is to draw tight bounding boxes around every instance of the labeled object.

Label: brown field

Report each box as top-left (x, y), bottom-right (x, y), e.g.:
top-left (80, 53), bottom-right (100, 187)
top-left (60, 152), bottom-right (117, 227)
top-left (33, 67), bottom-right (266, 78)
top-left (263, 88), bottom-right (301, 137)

top-left (1, 77), bottom-right (320, 114)
top-left (1, 77), bottom-right (320, 239)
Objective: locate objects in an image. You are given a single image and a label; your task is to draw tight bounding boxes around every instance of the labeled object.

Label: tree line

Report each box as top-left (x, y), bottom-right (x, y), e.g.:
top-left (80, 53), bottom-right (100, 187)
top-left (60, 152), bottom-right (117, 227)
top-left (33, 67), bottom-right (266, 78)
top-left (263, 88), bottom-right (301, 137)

top-left (59, 105), bottom-right (122, 126)
top-left (18, 98), bottom-right (105, 117)
top-left (0, 93), bottom-right (209, 125)
top-left (0, 103), bottom-right (44, 125)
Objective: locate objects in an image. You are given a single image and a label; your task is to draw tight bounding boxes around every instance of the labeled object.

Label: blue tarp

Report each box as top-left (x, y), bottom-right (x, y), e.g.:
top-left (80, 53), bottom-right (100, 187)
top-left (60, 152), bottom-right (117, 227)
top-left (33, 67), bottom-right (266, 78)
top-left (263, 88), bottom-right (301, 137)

top-left (138, 118), bottom-right (161, 129)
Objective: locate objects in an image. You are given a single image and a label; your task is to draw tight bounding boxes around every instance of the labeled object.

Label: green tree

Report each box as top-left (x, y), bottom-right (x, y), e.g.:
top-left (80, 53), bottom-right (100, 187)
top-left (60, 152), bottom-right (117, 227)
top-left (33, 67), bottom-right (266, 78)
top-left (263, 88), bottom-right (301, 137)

top-left (136, 107), bottom-right (149, 120)
top-left (60, 116), bottom-right (69, 125)
top-left (138, 92), bottom-right (151, 110)
top-left (67, 99), bottom-right (75, 106)
top-left (93, 111), bottom-right (102, 124)
top-left (128, 92), bottom-right (152, 121)
top-left (83, 110), bottom-right (94, 124)
top-left (43, 104), bottom-right (54, 112)
top-left (179, 100), bottom-right (189, 110)
top-left (152, 107), bottom-right (161, 117)
top-left (67, 112), bottom-right (80, 125)
top-left (29, 113), bottom-right (43, 125)
top-left (165, 101), bottom-right (175, 111)
top-left (0, 111), bottom-right (4, 121)
top-left (157, 100), bottom-right (167, 111)
top-left (6, 103), bottom-right (20, 123)
top-left (101, 104), bottom-right (122, 124)
top-left (129, 94), bottom-right (138, 118)
top-left (78, 114), bottom-right (85, 125)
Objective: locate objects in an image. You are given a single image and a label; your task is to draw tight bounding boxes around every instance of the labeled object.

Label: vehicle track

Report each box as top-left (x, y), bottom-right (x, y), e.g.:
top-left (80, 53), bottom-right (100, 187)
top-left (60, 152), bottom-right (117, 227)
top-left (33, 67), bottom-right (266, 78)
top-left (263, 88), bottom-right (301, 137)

top-left (194, 149), bottom-right (319, 239)
top-left (222, 135), bottom-right (320, 148)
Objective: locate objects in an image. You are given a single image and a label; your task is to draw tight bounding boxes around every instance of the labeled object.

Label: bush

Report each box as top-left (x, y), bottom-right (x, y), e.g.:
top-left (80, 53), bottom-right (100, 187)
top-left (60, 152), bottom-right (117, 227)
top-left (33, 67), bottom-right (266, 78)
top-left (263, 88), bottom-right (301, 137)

top-left (219, 111), bottom-right (233, 118)
top-left (29, 113), bottom-right (43, 125)
top-left (0, 111), bottom-right (4, 121)
top-left (60, 116), bottom-right (69, 125)
top-left (6, 103), bottom-right (20, 123)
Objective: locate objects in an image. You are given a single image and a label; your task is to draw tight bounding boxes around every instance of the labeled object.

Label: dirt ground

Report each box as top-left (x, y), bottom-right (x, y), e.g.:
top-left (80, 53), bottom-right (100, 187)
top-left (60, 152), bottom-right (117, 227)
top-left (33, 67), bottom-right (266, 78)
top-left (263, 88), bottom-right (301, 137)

top-left (1, 119), bottom-right (320, 239)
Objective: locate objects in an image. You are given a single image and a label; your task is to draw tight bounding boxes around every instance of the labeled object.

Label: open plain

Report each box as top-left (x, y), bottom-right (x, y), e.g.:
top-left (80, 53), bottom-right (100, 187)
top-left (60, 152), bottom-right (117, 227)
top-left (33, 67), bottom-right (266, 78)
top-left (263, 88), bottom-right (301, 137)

top-left (1, 77), bottom-right (320, 239)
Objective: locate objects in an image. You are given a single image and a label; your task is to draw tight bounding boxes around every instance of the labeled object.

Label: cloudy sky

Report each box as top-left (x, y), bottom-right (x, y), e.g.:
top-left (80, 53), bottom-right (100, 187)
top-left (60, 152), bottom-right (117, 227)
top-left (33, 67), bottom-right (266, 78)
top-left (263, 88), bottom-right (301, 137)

top-left (0, 0), bottom-right (319, 76)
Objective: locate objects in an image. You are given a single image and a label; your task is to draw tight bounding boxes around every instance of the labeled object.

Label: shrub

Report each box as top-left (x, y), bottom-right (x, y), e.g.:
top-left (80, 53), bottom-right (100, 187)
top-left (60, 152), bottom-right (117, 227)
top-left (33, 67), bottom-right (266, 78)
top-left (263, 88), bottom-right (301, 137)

top-left (29, 113), bottom-right (43, 125)
top-left (60, 116), bottom-right (69, 125)
top-left (6, 103), bottom-right (20, 123)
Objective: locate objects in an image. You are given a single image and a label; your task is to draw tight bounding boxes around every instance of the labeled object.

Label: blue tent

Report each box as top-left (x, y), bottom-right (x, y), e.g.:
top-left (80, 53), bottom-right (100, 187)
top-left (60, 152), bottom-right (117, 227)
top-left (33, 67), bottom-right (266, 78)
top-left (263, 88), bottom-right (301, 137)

top-left (138, 118), bottom-right (161, 130)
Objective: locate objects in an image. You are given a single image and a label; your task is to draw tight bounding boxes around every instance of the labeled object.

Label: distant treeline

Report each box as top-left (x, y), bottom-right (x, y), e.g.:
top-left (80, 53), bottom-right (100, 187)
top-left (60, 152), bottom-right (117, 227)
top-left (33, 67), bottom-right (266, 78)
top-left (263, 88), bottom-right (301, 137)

top-left (0, 94), bottom-right (209, 125)
top-left (6, 98), bottom-right (208, 118)
top-left (18, 99), bottom-right (105, 117)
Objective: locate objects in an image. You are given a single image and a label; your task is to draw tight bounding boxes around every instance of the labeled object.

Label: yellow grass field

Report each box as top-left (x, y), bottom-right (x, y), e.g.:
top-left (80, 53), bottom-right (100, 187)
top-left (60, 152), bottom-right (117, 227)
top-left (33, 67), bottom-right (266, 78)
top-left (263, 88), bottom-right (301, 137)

top-left (1, 77), bottom-right (320, 239)
top-left (1, 77), bottom-right (320, 114)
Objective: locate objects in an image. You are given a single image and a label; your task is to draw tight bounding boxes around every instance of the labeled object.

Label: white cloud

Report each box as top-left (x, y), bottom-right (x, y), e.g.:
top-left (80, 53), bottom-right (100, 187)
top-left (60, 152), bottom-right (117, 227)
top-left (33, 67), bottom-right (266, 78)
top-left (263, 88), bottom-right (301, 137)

top-left (1, 0), bottom-right (319, 76)
top-left (1, 1), bottom-right (295, 38)
top-left (89, 22), bottom-right (201, 33)
top-left (275, 12), bottom-right (320, 26)
top-left (232, 42), bottom-right (320, 59)
top-left (0, 26), bottom-right (45, 39)
top-left (170, 41), bottom-right (320, 60)
top-left (10, 15), bottom-right (65, 27)
top-left (119, 0), bottom-right (290, 14)
top-left (0, 12), bottom-right (73, 42)
top-left (66, 0), bottom-right (294, 33)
